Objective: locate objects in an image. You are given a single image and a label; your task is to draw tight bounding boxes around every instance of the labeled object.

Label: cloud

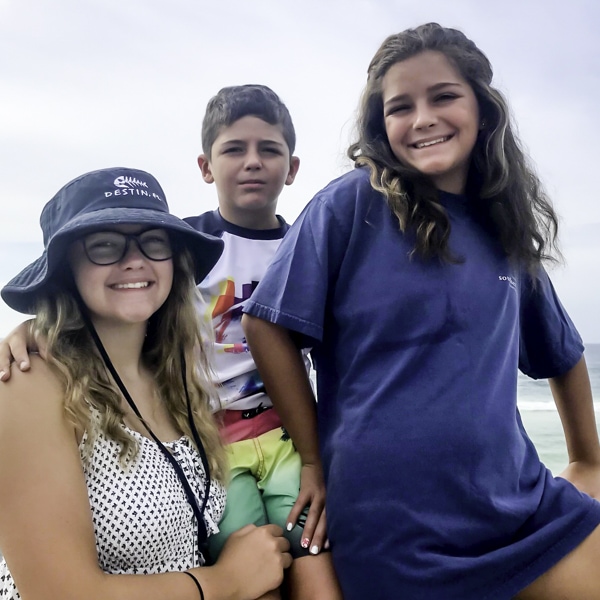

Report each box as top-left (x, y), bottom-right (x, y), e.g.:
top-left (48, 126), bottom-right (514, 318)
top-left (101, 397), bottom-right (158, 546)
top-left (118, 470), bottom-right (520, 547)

top-left (1, 0), bottom-right (599, 340)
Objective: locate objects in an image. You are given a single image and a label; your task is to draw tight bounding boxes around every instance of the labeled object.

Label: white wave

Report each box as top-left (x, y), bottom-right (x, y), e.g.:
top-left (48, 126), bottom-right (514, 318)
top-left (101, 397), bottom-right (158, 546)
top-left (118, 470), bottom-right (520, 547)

top-left (518, 401), bottom-right (600, 412)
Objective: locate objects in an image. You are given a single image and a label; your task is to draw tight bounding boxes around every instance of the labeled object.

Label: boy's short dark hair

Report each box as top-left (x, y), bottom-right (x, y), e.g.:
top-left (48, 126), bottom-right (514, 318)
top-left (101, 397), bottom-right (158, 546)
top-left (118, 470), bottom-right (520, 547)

top-left (201, 84), bottom-right (296, 158)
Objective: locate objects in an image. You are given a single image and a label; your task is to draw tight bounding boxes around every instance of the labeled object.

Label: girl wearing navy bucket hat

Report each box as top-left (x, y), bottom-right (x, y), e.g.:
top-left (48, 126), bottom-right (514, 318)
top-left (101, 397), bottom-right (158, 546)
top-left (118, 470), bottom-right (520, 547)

top-left (0, 168), bottom-right (291, 600)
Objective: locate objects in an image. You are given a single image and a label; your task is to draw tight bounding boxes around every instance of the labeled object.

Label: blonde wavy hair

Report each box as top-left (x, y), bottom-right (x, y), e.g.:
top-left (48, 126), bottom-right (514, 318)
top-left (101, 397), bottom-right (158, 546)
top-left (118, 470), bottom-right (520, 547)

top-left (31, 247), bottom-right (227, 481)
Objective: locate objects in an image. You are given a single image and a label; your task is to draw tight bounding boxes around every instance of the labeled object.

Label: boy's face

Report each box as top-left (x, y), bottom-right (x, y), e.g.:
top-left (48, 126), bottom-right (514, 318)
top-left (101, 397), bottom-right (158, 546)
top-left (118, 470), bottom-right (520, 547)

top-left (198, 116), bottom-right (299, 229)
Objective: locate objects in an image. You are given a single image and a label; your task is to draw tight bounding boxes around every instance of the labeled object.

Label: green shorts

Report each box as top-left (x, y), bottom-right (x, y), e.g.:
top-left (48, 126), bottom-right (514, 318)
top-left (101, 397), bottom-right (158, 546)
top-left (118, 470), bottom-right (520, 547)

top-left (208, 425), bottom-right (310, 559)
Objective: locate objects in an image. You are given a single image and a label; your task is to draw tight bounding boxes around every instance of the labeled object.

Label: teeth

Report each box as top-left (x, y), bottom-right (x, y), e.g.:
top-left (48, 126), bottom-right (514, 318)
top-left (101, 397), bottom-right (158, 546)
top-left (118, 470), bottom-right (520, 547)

top-left (113, 282), bottom-right (150, 289)
top-left (414, 137), bottom-right (449, 148)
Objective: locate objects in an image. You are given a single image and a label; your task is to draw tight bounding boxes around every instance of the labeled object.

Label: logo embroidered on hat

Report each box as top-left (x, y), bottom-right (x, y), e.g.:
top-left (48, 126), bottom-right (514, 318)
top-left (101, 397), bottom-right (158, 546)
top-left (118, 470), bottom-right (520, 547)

top-left (103, 175), bottom-right (164, 202)
top-left (114, 176), bottom-right (148, 189)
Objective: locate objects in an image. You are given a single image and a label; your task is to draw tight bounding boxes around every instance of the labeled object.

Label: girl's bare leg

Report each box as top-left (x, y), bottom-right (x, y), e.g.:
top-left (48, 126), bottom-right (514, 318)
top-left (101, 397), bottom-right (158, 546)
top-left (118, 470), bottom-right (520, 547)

top-left (516, 523), bottom-right (600, 599)
top-left (257, 591), bottom-right (281, 600)
top-left (286, 553), bottom-right (342, 600)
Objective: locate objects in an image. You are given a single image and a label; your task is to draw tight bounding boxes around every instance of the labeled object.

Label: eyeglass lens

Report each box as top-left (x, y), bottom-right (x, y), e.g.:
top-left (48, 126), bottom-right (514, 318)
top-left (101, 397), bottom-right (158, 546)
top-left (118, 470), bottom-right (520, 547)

top-left (83, 229), bottom-right (173, 265)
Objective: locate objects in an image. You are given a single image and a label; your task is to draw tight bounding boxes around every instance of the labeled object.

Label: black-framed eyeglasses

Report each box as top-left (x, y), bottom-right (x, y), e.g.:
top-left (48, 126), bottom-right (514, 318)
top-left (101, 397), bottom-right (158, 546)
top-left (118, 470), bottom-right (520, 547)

top-left (82, 229), bottom-right (173, 265)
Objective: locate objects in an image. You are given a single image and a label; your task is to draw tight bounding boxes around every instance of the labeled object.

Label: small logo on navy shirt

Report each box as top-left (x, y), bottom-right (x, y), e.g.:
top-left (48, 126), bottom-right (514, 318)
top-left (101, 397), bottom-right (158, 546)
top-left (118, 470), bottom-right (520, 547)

top-left (499, 275), bottom-right (517, 290)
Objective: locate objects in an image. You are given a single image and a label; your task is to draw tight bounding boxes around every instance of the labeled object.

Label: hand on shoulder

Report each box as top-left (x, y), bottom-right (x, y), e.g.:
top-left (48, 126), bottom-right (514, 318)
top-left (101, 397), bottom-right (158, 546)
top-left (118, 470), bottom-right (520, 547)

top-left (0, 319), bottom-right (41, 381)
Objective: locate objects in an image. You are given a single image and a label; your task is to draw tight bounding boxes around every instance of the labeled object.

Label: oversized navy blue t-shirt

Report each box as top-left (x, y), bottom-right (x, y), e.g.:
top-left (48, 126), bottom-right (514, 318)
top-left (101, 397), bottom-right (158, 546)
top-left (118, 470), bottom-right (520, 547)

top-left (244, 167), bottom-right (600, 600)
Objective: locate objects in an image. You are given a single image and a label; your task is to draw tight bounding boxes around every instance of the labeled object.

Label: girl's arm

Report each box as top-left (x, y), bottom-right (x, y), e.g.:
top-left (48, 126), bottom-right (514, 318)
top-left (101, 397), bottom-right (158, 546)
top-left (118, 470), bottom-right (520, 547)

top-left (551, 355), bottom-right (600, 497)
top-left (0, 356), bottom-right (291, 600)
top-left (242, 314), bottom-right (328, 554)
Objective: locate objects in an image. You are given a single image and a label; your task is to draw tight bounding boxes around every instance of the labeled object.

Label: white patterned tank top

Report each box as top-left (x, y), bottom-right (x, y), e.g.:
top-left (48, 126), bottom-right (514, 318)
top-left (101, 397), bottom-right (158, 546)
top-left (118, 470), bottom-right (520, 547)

top-left (0, 422), bottom-right (226, 599)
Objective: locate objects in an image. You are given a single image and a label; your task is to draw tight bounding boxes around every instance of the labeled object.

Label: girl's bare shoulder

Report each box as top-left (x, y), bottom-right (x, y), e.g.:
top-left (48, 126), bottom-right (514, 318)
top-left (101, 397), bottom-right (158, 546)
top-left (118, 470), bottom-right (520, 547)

top-left (0, 355), bottom-right (64, 414)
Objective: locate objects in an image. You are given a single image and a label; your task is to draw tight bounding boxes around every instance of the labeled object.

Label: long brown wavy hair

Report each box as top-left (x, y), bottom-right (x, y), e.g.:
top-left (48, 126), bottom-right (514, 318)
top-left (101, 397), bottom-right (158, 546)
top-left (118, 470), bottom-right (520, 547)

top-left (31, 246), bottom-right (227, 481)
top-left (348, 22), bottom-right (560, 271)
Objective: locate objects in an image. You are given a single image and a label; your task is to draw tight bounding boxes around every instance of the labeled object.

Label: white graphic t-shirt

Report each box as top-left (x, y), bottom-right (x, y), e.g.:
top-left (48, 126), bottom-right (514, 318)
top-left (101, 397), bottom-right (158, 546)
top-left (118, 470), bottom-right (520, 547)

top-left (185, 210), bottom-right (309, 412)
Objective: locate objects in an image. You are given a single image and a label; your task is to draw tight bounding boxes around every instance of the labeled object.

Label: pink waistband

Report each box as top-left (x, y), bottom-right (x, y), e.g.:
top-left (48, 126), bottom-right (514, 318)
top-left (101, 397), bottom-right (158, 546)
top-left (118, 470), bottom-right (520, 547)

top-left (216, 406), bottom-right (283, 444)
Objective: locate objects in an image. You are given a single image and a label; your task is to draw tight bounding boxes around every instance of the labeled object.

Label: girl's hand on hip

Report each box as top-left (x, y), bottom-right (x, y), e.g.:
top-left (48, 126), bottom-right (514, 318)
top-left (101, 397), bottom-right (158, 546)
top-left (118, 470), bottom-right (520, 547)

top-left (559, 459), bottom-right (600, 499)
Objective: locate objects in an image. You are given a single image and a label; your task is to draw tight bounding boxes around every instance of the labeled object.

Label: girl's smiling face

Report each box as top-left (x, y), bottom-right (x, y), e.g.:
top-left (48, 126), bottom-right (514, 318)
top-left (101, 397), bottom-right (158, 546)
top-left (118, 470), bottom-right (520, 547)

top-left (381, 50), bottom-right (480, 195)
top-left (69, 224), bottom-right (174, 328)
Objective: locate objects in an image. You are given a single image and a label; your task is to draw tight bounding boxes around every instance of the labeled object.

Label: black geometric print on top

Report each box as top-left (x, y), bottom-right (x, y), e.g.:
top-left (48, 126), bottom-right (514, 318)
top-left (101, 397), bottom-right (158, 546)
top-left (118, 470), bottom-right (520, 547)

top-left (0, 423), bottom-right (226, 598)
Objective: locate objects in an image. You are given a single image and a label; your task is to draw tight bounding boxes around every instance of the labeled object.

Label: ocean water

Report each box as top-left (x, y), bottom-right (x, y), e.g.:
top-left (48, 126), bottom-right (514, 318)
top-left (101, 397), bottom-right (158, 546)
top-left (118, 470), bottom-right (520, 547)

top-left (519, 343), bottom-right (600, 475)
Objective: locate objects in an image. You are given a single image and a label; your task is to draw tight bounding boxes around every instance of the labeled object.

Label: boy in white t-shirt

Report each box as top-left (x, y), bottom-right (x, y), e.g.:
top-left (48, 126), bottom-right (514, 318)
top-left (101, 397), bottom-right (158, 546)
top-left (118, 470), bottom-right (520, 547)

top-left (178, 84), bottom-right (341, 599)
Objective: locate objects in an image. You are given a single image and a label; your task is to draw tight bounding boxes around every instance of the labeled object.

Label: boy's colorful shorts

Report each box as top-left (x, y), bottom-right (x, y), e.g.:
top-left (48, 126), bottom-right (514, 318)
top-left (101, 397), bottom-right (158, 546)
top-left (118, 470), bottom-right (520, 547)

top-left (208, 423), bottom-right (312, 559)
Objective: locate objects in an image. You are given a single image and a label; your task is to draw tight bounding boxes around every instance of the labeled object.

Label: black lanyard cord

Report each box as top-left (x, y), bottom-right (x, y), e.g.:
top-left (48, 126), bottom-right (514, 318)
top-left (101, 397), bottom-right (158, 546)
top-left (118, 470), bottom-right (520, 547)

top-left (76, 301), bottom-right (212, 553)
top-left (180, 355), bottom-right (212, 521)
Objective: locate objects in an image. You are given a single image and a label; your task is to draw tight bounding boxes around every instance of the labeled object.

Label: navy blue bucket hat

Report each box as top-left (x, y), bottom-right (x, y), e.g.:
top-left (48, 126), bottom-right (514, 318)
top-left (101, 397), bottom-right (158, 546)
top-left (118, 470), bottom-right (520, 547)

top-left (2, 167), bottom-right (224, 314)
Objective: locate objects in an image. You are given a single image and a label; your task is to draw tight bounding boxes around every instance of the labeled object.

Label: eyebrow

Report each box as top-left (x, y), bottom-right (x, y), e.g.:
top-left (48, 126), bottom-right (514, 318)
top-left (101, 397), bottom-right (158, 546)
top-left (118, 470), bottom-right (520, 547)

top-left (219, 139), bottom-right (285, 146)
top-left (383, 82), bottom-right (463, 107)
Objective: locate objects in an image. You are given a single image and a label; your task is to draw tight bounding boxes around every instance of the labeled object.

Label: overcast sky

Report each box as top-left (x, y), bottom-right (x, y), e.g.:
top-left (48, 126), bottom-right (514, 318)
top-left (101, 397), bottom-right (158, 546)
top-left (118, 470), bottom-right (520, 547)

top-left (1, 0), bottom-right (599, 342)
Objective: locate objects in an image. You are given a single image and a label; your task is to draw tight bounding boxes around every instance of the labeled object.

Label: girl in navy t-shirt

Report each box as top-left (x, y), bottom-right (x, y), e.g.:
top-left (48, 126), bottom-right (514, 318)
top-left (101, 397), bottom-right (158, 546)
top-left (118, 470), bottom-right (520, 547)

top-left (243, 22), bottom-right (600, 600)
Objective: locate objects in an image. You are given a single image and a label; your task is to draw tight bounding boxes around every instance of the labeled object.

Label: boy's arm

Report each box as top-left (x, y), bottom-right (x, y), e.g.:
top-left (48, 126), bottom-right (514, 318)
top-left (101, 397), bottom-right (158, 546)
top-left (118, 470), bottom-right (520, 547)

top-left (242, 314), bottom-right (328, 554)
top-left (0, 320), bottom-right (39, 380)
top-left (552, 355), bottom-right (600, 497)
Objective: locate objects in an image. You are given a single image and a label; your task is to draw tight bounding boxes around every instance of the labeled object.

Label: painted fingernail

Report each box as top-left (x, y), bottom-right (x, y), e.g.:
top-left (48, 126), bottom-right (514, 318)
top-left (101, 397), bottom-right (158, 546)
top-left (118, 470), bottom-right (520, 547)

top-left (19, 362), bottom-right (28, 370)
top-left (324, 539), bottom-right (330, 550)
top-left (0, 371), bottom-right (5, 380)
top-left (286, 522), bottom-right (293, 531)
top-left (310, 545), bottom-right (319, 555)
top-left (301, 538), bottom-right (310, 548)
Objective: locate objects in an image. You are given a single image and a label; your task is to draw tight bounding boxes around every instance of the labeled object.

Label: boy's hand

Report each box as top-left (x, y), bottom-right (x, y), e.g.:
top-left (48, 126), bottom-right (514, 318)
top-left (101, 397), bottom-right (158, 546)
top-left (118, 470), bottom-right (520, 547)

top-left (0, 320), bottom-right (40, 381)
top-left (287, 462), bottom-right (328, 555)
